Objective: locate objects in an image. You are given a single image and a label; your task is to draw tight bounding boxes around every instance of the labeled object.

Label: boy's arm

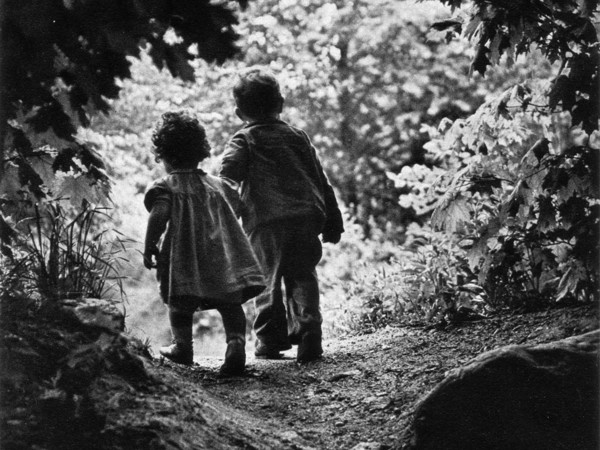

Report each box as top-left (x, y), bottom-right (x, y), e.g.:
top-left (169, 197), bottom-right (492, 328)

top-left (320, 172), bottom-right (344, 243)
top-left (300, 129), bottom-right (344, 243)
top-left (312, 149), bottom-right (344, 244)
top-left (219, 133), bottom-right (250, 186)
top-left (144, 200), bottom-right (170, 269)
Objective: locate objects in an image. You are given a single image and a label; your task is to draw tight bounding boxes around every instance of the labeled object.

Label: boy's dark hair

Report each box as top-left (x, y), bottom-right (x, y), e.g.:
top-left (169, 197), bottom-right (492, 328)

top-left (152, 112), bottom-right (210, 165)
top-left (233, 68), bottom-right (283, 119)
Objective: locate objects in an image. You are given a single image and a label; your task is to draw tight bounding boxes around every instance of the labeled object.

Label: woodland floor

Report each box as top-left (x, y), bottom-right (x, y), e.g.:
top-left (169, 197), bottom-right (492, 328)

top-left (93, 303), bottom-right (599, 450)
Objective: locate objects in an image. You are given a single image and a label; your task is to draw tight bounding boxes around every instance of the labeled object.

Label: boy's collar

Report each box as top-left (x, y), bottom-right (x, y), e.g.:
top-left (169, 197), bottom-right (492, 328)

top-left (244, 118), bottom-right (286, 128)
top-left (169, 168), bottom-right (206, 174)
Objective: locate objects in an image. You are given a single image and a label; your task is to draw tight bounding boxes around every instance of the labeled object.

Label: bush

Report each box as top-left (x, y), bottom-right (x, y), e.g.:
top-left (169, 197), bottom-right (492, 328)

top-left (319, 218), bottom-right (490, 334)
top-left (0, 203), bottom-right (131, 304)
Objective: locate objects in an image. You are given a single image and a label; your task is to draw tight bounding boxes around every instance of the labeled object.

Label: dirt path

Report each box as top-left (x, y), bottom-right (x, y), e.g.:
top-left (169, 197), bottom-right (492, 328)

top-left (95, 304), bottom-right (598, 449)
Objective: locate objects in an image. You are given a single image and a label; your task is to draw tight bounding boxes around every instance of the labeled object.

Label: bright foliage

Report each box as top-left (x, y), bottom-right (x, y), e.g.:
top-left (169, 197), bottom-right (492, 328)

top-left (399, 0), bottom-right (599, 306)
top-left (98, 0), bottom-right (550, 237)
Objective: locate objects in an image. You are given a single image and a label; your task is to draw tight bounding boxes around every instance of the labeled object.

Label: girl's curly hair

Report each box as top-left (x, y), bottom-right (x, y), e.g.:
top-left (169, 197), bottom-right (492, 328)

top-left (152, 112), bottom-right (211, 166)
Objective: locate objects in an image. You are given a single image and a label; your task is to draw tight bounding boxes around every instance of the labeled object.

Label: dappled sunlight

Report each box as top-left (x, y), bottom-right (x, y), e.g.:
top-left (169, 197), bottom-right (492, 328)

top-left (2, 0), bottom-right (598, 448)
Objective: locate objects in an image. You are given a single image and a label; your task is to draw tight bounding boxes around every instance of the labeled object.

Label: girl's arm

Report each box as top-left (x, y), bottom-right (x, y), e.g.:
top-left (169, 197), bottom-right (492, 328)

top-left (143, 200), bottom-right (170, 269)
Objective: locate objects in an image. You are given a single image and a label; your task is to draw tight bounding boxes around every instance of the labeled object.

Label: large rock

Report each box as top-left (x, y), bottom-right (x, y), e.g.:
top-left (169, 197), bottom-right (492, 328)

top-left (61, 298), bottom-right (125, 333)
top-left (404, 330), bottom-right (599, 450)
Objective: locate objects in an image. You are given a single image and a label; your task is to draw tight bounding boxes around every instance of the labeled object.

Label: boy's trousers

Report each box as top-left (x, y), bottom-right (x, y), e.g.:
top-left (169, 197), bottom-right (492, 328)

top-left (249, 218), bottom-right (323, 348)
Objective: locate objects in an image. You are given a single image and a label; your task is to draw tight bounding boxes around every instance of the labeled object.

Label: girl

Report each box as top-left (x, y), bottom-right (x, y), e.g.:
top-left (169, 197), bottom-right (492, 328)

top-left (143, 112), bottom-right (265, 375)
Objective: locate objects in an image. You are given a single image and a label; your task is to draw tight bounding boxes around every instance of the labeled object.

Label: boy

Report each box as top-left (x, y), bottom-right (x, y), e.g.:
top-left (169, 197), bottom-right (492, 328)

top-left (219, 68), bottom-right (344, 363)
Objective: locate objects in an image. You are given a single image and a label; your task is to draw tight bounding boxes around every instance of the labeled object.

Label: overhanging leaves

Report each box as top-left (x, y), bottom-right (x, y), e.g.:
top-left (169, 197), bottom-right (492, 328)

top-left (1, 0), bottom-right (248, 202)
top-left (435, 0), bottom-right (599, 132)
top-left (431, 193), bottom-right (470, 233)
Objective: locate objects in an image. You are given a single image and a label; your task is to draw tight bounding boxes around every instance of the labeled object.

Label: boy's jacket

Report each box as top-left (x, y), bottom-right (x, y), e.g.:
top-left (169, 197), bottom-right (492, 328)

top-left (220, 119), bottom-right (343, 236)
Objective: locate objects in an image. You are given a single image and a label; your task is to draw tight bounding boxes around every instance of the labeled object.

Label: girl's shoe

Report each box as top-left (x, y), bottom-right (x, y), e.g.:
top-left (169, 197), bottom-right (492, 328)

top-left (159, 343), bottom-right (193, 365)
top-left (220, 339), bottom-right (246, 376)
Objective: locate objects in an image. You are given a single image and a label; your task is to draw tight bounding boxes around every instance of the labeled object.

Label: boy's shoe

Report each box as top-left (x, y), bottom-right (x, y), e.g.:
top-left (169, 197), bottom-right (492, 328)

top-left (159, 343), bottom-right (193, 366)
top-left (220, 339), bottom-right (246, 376)
top-left (288, 334), bottom-right (301, 346)
top-left (254, 340), bottom-right (292, 359)
top-left (297, 333), bottom-right (323, 363)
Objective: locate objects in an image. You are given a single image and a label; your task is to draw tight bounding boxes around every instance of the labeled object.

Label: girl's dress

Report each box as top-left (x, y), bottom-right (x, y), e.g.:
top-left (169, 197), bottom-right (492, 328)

top-left (144, 169), bottom-right (265, 309)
